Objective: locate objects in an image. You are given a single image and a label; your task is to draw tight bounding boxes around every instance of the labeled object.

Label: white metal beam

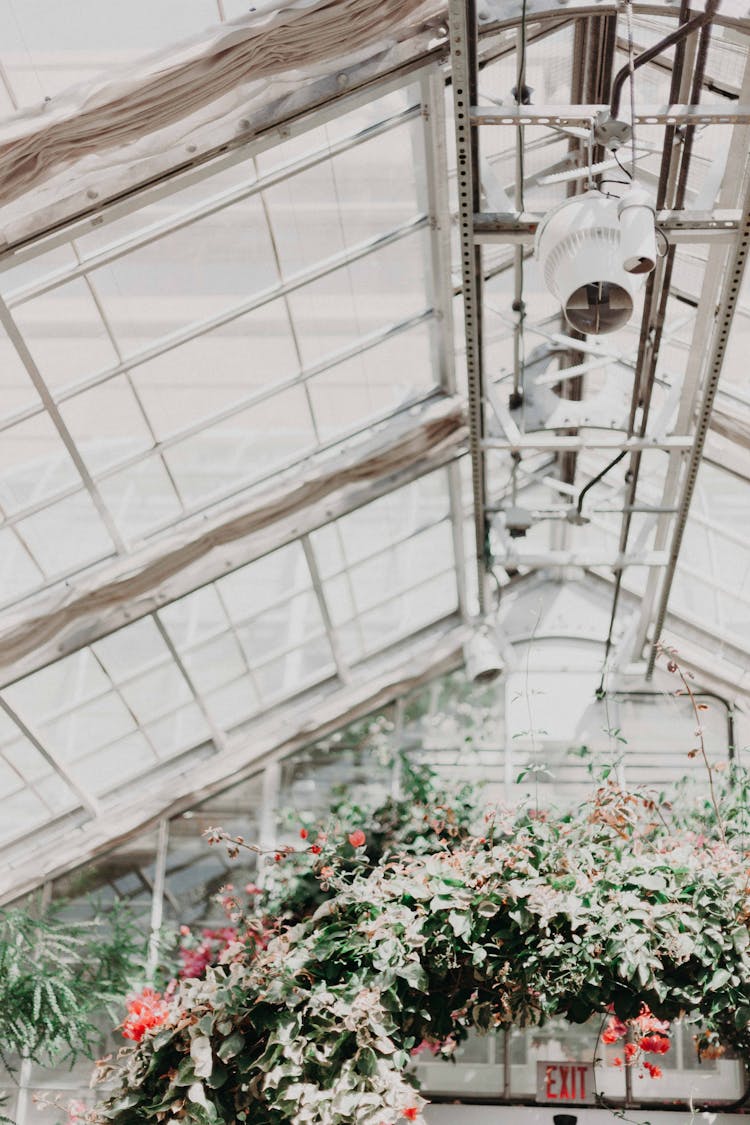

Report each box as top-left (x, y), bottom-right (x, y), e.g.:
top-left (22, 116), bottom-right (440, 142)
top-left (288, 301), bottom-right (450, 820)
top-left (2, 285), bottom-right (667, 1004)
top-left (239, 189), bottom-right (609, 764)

top-left (470, 103), bottom-right (750, 126)
top-left (0, 394), bottom-right (467, 689)
top-left (472, 209), bottom-right (743, 245)
top-left (448, 0), bottom-right (490, 613)
top-left (0, 619), bottom-right (468, 904)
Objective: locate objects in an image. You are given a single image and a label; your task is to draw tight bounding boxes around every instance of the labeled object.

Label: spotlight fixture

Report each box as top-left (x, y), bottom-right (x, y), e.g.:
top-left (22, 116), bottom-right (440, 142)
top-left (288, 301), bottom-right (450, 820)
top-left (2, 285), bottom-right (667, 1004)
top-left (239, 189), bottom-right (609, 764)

top-left (535, 189), bottom-right (653, 334)
top-left (618, 187), bottom-right (657, 275)
top-left (504, 505), bottom-right (534, 539)
top-left (511, 83), bottom-right (534, 105)
top-left (463, 623), bottom-right (505, 685)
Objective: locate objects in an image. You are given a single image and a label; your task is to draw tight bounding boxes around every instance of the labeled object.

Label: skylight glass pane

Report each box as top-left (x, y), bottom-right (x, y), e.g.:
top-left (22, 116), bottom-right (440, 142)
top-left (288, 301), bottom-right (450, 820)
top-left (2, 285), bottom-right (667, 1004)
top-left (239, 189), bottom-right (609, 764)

top-left (261, 120), bottom-right (420, 275)
top-left (217, 541), bottom-right (308, 621)
top-left (286, 228), bottom-right (430, 366)
top-left (0, 333), bottom-right (40, 420)
top-left (307, 320), bottom-right (434, 441)
top-left (97, 456), bottom-right (183, 540)
top-left (87, 194), bottom-right (278, 355)
top-left (118, 664), bottom-right (193, 725)
top-left (128, 300), bottom-right (299, 442)
top-left (11, 278), bottom-right (119, 393)
top-left (203, 675), bottom-right (260, 727)
top-left (146, 702), bottom-right (210, 759)
top-left (158, 585), bottom-right (229, 648)
top-left (0, 0), bottom-right (218, 105)
top-left (93, 616), bottom-right (172, 681)
top-left (3, 648), bottom-right (110, 720)
top-left (326, 471), bottom-right (451, 570)
top-left (41, 692), bottom-right (139, 761)
top-left (162, 385), bottom-right (317, 507)
top-left (252, 633), bottom-right (335, 702)
top-left (1, 735), bottom-right (79, 815)
top-left (59, 375), bottom-right (155, 474)
top-left (236, 591), bottom-right (326, 668)
top-left (179, 633), bottom-right (248, 696)
top-left (0, 527), bottom-right (45, 604)
top-left (339, 570), bottom-right (457, 663)
top-left (0, 411), bottom-right (82, 515)
top-left (13, 490), bottom-right (115, 579)
top-left (76, 730), bottom-right (157, 796)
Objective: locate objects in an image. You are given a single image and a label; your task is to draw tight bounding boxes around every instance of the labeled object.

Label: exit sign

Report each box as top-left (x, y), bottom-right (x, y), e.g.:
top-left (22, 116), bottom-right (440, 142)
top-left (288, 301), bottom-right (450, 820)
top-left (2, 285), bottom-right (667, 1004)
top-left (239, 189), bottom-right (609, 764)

top-left (536, 1061), bottom-right (596, 1104)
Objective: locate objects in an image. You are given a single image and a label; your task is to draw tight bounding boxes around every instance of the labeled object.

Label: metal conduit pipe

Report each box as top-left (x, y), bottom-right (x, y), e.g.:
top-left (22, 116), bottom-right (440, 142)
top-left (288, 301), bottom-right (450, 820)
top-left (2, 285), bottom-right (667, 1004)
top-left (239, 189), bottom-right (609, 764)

top-left (600, 0), bottom-right (705, 671)
top-left (646, 179), bottom-right (750, 676)
top-left (609, 0), bottom-right (720, 119)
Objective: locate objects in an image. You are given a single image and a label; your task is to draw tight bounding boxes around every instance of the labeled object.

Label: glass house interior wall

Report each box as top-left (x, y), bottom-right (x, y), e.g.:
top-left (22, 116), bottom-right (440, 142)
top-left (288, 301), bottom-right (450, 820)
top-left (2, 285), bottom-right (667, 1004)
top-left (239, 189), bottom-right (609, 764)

top-left (2, 634), bottom-right (745, 1121)
top-left (0, 1), bottom-right (749, 1118)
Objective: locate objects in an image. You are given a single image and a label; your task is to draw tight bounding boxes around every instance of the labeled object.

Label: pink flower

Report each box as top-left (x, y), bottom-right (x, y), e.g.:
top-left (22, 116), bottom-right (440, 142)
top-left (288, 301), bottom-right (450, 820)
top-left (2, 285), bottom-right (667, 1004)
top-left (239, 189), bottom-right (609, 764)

top-left (244, 883), bottom-right (262, 895)
top-left (348, 829), bottom-right (366, 848)
top-left (410, 1039), bottom-right (441, 1057)
top-left (121, 988), bottom-right (169, 1042)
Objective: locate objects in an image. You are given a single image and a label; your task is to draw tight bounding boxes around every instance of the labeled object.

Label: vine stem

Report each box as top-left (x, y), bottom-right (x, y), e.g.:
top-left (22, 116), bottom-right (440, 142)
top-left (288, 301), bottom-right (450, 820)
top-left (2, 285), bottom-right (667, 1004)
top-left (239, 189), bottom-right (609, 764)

top-left (659, 646), bottom-right (727, 847)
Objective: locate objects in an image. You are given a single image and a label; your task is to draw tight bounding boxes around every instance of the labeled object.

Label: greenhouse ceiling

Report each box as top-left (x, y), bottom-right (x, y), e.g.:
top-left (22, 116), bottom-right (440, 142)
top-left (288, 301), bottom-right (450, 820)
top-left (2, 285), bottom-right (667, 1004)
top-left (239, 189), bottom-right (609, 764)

top-left (0, 0), bottom-right (748, 899)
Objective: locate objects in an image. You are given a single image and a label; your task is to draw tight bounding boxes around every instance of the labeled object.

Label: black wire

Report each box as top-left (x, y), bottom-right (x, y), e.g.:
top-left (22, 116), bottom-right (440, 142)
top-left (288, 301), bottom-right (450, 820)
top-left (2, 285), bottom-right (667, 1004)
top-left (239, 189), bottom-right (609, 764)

top-left (600, 149), bottom-right (634, 193)
top-left (513, 0), bottom-right (528, 399)
top-left (575, 450), bottom-right (628, 518)
top-left (655, 224), bottom-right (669, 256)
top-left (613, 148), bottom-right (633, 181)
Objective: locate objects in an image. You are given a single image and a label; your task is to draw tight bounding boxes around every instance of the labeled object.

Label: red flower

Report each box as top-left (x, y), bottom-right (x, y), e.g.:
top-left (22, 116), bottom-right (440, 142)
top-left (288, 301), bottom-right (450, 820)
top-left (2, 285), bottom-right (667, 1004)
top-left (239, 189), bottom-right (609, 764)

top-left (613, 1057), bottom-right (623, 1067)
top-left (121, 988), bottom-right (169, 1042)
top-left (309, 844), bottom-right (322, 855)
top-left (300, 828), bottom-right (309, 840)
top-left (348, 829), bottom-right (366, 848)
top-left (404, 1110), bottom-right (419, 1121)
top-left (602, 1014), bottom-right (627, 1044)
top-left (643, 1061), bottom-right (663, 1078)
top-left (640, 1034), bottom-right (670, 1055)
top-left (624, 1043), bottom-right (637, 1061)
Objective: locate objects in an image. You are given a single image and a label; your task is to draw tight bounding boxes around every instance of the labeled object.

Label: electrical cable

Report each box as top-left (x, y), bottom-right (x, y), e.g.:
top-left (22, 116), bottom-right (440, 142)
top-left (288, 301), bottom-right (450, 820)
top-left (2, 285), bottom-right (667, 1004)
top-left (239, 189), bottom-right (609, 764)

top-left (599, 149), bottom-right (634, 192)
top-left (513, 0), bottom-right (529, 408)
top-left (575, 450), bottom-right (628, 519)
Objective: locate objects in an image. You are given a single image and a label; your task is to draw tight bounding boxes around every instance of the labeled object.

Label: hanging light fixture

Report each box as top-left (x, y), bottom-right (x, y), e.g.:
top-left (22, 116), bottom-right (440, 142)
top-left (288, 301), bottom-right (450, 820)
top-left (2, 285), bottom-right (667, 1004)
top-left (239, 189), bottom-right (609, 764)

top-left (463, 621), bottom-right (509, 684)
top-left (535, 189), bottom-right (648, 335)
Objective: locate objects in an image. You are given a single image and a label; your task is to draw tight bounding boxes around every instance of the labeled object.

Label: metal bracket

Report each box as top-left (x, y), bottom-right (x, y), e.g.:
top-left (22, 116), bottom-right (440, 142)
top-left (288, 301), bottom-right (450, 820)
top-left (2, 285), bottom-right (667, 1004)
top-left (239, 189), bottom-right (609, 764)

top-left (593, 111), bottom-right (632, 149)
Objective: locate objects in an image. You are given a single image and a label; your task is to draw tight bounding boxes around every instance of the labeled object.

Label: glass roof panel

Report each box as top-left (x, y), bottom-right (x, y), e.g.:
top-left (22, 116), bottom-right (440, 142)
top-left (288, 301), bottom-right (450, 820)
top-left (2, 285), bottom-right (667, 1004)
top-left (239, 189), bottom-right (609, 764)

top-left (1, 2), bottom-right (748, 894)
top-left (0, 0), bottom-right (220, 107)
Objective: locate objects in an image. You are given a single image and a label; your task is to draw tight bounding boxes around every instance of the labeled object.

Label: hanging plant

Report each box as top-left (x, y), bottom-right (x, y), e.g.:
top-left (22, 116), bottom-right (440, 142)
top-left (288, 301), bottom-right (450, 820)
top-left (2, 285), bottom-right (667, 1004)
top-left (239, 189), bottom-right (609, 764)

top-left (0, 898), bottom-right (145, 1065)
top-left (168, 756), bottom-right (481, 983)
top-left (83, 768), bottom-right (750, 1125)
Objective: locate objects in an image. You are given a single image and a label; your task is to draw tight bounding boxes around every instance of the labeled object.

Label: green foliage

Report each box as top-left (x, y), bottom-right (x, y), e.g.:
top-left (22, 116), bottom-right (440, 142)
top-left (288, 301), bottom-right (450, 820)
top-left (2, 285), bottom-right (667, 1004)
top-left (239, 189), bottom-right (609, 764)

top-left (264, 755), bottom-right (481, 924)
top-left (90, 772), bottom-right (750, 1125)
top-left (0, 899), bottom-right (145, 1065)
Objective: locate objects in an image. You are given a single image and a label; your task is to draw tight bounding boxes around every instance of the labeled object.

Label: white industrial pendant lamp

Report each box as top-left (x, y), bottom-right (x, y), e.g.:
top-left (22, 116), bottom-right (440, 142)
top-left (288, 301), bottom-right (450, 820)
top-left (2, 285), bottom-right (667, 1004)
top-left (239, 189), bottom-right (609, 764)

top-left (535, 187), bottom-right (656, 335)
